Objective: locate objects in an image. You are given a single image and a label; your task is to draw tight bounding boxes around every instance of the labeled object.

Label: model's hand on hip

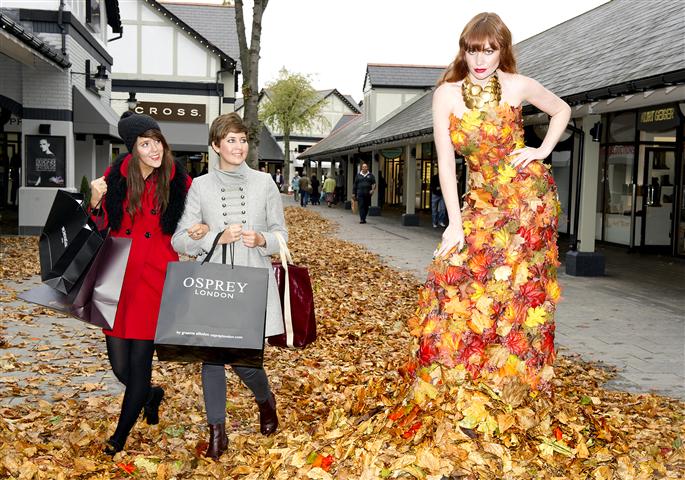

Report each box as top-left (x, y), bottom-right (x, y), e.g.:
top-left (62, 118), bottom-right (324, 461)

top-left (241, 230), bottom-right (265, 248)
top-left (508, 146), bottom-right (547, 170)
top-left (435, 223), bottom-right (465, 258)
top-left (218, 224), bottom-right (242, 244)
top-left (187, 223), bottom-right (209, 240)
top-left (90, 176), bottom-right (107, 208)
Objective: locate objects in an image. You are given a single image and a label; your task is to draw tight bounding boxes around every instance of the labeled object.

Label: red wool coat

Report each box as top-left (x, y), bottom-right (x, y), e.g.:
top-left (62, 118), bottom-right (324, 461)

top-left (97, 155), bottom-right (191, 340)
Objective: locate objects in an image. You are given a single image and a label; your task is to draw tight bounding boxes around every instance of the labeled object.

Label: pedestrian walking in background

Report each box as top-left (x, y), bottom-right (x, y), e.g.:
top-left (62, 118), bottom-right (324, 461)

top-left (171, 113), bottom-right (286, 460)
top-left (430, 172), bottom-right (447, 228)
top-left (291, 172), bottom-right (300, 202)
top-left (298, 174), bottom-right (311, 207)
top-left (352, 163), bottom-right (375, 224)
top-left (88, 112), bottom-right (192, 455)
top-left (335, 169), bottom-right (345, 205)
top-left (273, 168), bottom-right (284, 192)
top-left (310, 174), bottom-right (320, 205)
top-left (322, 173), bottom-right (336, 207)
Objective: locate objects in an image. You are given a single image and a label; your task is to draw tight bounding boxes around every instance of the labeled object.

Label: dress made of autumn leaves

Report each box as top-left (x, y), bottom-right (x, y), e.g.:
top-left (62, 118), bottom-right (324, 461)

top-left (405, 102), bottom-right (561, 435)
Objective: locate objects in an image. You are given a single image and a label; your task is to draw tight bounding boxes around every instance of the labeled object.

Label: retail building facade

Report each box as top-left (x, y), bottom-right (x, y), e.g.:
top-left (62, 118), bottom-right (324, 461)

top-left (1, 0), bottom-right (123, 234)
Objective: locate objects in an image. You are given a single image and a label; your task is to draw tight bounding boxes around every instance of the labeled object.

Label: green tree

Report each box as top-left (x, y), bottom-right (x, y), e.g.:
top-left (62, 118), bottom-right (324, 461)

top-left (235, 0), bottom-right (268, 168)
top-left (260, 68), bottom-right (329, 181)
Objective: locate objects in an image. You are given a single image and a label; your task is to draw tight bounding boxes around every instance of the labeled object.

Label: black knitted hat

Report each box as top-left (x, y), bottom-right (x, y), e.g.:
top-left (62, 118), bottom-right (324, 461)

top-left (118, 111), bottom-right (160, 152)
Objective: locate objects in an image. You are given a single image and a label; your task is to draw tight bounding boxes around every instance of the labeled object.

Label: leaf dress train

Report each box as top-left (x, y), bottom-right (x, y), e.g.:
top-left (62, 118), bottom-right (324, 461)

top-left (402, 101), bottom-right (561, 435)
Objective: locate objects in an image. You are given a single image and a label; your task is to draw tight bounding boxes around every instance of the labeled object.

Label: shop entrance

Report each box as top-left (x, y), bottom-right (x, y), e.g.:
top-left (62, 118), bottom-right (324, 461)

top-left (638, 147), bottom-right (676, 251)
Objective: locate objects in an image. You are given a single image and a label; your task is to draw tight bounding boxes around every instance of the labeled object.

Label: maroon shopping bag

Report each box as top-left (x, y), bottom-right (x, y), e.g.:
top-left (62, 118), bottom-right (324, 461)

top-left (267, 233), bottom-right (316, 348)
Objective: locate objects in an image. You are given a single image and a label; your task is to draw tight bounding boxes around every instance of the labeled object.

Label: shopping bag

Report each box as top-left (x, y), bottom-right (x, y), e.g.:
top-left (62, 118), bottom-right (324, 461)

top-left (39, 190), bottom-right (104, 294)
top-left (155, 234), bottom-right (269, 367)
top-left (20, 235), bottom-right (131, 329)
top-left (268, 232), bottom-right (316, 348)
top-left (352, 198), bottom-right (359, 213)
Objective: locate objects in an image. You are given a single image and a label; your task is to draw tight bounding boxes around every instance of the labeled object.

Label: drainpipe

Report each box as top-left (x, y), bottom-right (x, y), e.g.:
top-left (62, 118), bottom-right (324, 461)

top-left (57, 0), bottom-right (66, 56)
top-left (216, 68), bottom-right (230, 115)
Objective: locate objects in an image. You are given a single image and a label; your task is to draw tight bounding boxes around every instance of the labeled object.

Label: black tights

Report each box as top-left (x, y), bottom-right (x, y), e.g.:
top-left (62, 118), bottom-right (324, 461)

top-left (105, 336), bottom-right (156, 446)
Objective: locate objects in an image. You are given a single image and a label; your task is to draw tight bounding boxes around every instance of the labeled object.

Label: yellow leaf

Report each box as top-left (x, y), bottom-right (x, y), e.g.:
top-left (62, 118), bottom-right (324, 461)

top-left (497, 413), bottom-right (516, 434)
top-left (444, 296), bottom-right (470, 318)
top-left (469, 282), bottom-right (485, 301)
top-left (468, 310), bottom-right (493, 334)
top-left (493, 229), bottom-right (510, 250)
top-left (546, 280), bottom-right (561, 302)
top-left (497, 164), bottom-right (517, 184)
top-left (413, 378), bottom-right (439, 405)
top-left (524, 306), bottom-right (547, 328)
top-left (513, 261), bottom-right (529, 287)
top-left (475, 294), bottom-right (493, 315)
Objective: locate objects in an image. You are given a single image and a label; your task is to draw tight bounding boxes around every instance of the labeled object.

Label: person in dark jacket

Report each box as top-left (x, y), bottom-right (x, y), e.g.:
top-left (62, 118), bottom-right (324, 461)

top-left (352, 163), bottom-right (376, 223)
top-left (430, 173), bottom-right (447, 228)
top-left (310, 174), bottom-right (320, 205)
top-left (89, 112), bottom-right (194, 455)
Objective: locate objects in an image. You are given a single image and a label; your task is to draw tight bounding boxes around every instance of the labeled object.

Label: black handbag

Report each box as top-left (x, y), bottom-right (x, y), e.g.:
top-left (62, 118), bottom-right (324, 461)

top-left (39, 190), bottom-right (104, 294)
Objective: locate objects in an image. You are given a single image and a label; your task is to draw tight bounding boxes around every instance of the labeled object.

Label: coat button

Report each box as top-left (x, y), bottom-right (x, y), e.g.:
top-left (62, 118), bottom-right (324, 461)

top-left (241, 202), bottom-right (245, 206)
top-left (239, 187), bottom-right (243, 191)
top-left (223, 212), bottom-right (227, 216)
top-left (242, 220), bottom-right (246, 224)
top-left (145, 232), bottom-right (151, 238)
top-left (125, 229), bottom-right (131, 235)
top-left (241, 210), bottom-right (246, 214)
top-left (221, 196), bottom-right (226, 201)
top-left (221, 188), bottom-right (225, 192)
top-left (151, 209), bottom-right (157, 215)
top-left (224, 221), bottom-right (228, 225)
top-left (240, 195), bottom-right (245, 199)
top-left (222, 203), bottom-right (226, 207)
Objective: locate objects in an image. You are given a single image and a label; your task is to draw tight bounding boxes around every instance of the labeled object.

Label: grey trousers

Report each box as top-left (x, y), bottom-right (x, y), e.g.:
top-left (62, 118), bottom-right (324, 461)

top-left (202, 362), bottom-right (272, 425)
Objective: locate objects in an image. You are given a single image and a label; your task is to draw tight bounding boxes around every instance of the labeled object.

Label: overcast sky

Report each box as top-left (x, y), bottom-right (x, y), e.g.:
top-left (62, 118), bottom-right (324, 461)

top-left (161, 0), bottom-right (610, 102)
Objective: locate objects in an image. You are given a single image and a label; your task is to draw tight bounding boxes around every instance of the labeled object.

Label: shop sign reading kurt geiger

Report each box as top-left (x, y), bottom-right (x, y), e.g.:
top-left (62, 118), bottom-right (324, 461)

top-left (133, 102), bottom-right (206, 123)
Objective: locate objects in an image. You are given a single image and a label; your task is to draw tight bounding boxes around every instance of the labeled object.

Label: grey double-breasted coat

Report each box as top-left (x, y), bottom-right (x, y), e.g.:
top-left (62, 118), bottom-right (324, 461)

top-left (171, 161), bottom-right (287, 337)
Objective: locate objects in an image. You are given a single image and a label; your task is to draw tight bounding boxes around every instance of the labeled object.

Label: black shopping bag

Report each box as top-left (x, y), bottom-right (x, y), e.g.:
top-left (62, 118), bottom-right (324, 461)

top-left (155, 234), bottom-right (268, 367)
top-left (39, 190), bottom-right (104, 294)
top-left (20, 236), bottom-right (131, 329)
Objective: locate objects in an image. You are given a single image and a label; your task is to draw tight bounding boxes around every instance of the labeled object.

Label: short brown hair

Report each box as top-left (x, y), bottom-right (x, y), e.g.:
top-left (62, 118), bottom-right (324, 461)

top-left (438, 12), bottom-right (517, 85)
top-left (209, 113), bottom-right (248, 147)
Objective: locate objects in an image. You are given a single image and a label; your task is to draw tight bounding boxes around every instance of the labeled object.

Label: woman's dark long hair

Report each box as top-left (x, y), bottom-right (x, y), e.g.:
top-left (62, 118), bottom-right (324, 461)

top-left (438, 12), bottom-right (517, 85)
top-left (126, 129), bottom-right (174, 218)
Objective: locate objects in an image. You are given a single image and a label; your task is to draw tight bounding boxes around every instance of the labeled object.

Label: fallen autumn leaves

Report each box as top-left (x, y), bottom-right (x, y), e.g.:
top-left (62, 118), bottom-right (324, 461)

top-left (0, 207), bottom-right (683, 479)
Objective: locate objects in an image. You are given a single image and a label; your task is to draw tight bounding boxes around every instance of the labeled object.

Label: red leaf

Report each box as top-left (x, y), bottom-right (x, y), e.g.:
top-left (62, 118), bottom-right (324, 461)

top-left (554, 426), bottom-right (563, 441)
top-left (117, 462), bottom-right (136, 474)
top-left (504, 329), bottom-right (529, 356)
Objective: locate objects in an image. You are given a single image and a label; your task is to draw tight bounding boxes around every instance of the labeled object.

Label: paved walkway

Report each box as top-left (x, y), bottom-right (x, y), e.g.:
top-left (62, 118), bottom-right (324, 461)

top-left (296, 198), bottom-right (685, 400)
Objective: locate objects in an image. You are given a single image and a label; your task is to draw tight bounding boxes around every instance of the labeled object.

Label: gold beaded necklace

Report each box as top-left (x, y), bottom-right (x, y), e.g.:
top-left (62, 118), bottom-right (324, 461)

top-left (461, 73), bottom-right (502, 110)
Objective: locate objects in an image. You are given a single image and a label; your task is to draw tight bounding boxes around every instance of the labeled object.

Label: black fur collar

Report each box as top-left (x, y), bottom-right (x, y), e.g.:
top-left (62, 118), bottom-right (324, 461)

top-left (105, 153), bottom-right (188, 235)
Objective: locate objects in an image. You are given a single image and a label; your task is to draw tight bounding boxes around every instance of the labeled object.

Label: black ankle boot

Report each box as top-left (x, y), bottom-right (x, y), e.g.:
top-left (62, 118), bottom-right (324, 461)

top-left (143, 386), bottom-right (164, 425)
top-left (204, 423), bottom-right (228, 460)
top-left (257, 394), bottom-right (278, 436)
top-left (103, 437), bottom-right (124, 456)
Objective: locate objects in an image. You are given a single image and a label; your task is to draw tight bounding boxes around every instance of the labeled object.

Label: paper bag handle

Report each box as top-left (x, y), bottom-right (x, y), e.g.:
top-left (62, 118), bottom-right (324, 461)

top-left (273, 232), bottom-right (295, 347)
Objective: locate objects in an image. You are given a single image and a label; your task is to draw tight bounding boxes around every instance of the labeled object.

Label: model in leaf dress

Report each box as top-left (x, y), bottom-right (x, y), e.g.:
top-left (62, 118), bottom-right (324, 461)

top-left (398, 12), bottom-right (572, 436)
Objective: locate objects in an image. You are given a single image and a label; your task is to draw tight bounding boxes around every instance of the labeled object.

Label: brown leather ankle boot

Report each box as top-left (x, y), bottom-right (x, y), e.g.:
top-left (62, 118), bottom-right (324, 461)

top-left (257, 394), bottom-right (278, 436)
top-left (204, 423), bottom-right (228, 460)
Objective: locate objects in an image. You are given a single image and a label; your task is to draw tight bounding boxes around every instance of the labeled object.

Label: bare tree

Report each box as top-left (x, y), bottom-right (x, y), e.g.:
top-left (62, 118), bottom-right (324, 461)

top-left (235, 0), bottom-right (268, 168)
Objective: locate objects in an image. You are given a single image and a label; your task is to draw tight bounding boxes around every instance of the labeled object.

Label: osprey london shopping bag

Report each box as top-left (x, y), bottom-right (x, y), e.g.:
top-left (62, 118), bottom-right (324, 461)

top-left (155, 234), bottom-right (269, 367)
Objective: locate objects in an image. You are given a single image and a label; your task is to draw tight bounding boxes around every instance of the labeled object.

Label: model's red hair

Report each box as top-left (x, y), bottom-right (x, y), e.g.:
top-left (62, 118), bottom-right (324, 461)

top-left (438, 12), bottom-right (517, 85)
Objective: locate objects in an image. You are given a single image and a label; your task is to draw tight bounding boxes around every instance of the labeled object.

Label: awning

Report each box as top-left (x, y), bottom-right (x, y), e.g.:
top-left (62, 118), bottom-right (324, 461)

top-left (73, 87), bottom-right (120, 139)
top-left (158, 121), bottom-right (209, 152)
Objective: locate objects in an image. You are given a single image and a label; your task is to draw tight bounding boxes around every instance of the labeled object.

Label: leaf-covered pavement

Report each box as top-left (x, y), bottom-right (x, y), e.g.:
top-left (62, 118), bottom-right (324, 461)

top-left (0, 208), bottom-right (683, 479)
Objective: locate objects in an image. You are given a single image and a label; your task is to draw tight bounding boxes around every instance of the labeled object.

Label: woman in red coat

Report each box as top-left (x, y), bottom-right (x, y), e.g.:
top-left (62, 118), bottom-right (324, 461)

top-left (89, 112), bottom-right (196, 455)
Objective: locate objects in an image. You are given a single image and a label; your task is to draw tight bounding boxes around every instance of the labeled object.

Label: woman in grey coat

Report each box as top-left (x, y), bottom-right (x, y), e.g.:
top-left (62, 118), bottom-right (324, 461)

top-left (171, 113), bottom-right (286, 460)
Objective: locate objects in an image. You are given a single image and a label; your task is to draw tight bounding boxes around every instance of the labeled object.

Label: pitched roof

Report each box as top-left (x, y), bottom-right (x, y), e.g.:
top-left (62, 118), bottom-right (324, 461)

top-left (332, 114), bottom-right (359, 131)
top-left (0, 10), bottom-right (71, 68)
top-left (300, 91), bottom-right (433, 159)
top-left (261, 87), bottom-right (361, 114)
top-left (364, 64), bottom-right (446, 90)
top-left (516, 0), bottom-right (685, 102)
top-left (259, 125), bottom-right (283, 162)
top-left (146, 1), bottom-right (237, 68)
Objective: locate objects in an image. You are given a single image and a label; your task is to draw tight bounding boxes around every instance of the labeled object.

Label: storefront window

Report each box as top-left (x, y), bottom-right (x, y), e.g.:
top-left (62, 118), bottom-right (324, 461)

top-left (608, 111), bottom-right (635, 143)
top-left (679, 128), bottom-right (685, 255)
top-left (602, 145), bottom-right (636, 244)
